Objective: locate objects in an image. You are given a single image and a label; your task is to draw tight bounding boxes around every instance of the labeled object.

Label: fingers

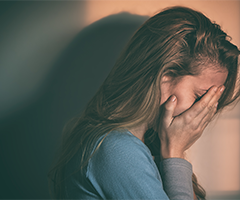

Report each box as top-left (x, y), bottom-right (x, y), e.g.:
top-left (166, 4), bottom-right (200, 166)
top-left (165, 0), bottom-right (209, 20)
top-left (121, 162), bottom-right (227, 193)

top-left (206, 86), bottom-right (224, 109)
top-left (181, 85), bottom-right (224, 133)
top-left (159, 85), bottom-right (224, 159)
top-left (200, 103), bottom-right (217, 131)
top-left (195, 85), bottom-right (224, 124)
top-left (197, 98), bottom-right (218, 131)
top-left (183, 86), bottom-right (218, 122)
top-left (184, 85), bottom-right (224, 124)
top-left (163, 95), bottom-right (177, 128)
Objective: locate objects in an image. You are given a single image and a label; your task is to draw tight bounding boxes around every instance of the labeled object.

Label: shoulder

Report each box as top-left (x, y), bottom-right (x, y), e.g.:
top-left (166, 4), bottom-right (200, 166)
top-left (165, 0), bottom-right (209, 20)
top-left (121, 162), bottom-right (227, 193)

top-left (100, 129), bottom-right (147, 149)
top-left (87, 129), bottom-right (158, 176)
top-left (91, 129), bottom-right (153, 164)
top-left (86, 129), bottom-right (164, 198)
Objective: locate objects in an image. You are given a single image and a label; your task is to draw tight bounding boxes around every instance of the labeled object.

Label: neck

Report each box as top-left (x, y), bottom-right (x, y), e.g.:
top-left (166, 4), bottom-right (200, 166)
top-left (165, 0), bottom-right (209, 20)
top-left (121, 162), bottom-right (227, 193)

top-left (128, 123), bottom-right (148, 142)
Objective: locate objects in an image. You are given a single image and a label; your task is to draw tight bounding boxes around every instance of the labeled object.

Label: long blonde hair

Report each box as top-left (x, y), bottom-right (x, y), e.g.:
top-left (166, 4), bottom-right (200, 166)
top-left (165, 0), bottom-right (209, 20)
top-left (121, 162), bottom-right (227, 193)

top-left (49, 6), bottom-right (240, 199)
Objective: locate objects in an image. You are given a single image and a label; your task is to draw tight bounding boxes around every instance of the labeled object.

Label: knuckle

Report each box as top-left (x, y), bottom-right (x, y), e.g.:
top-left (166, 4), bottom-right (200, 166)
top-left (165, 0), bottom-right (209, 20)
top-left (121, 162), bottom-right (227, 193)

top-left (196, 126), bottom-right (202, 133)
top-left (207, 104), bottom-right (214, 111)
top-left (200, 101), bottom-right (208, 110)
top-left (184, 113), bottom-right (192, 124)
top-left (191, 121), bottom-right (199, 130)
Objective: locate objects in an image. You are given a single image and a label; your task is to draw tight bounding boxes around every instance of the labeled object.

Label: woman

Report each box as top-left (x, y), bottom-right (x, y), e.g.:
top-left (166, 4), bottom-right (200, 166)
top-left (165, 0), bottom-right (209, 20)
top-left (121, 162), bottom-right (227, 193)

top-left (49, 6), bottom-right (240, 199)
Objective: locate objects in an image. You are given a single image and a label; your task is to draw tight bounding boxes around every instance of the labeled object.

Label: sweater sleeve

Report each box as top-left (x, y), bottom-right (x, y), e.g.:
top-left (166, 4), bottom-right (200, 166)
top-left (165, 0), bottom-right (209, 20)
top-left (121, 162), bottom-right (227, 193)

top-left (160, 158), bottom-right (194, 200)
top-left (87, 130), bottom-right (194, 200)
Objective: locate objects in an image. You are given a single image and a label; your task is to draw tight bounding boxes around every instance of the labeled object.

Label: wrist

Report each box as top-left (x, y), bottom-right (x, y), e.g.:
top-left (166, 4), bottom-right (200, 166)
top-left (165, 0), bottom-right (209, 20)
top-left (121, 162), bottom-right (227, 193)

top-left (160, 146), bottom-right (185, 159)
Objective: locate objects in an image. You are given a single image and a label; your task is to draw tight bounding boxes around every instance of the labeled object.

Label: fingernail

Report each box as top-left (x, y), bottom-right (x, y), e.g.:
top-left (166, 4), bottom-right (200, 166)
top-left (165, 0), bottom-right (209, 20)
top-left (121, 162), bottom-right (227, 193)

top-left (213, 86), bottom-right (218, 92)
top-left (220, 86), bottom-right (225, 93)
top-left (215, 102), bottom-right (218, 108)
top-left (171, 95), bottom-right (176, 102)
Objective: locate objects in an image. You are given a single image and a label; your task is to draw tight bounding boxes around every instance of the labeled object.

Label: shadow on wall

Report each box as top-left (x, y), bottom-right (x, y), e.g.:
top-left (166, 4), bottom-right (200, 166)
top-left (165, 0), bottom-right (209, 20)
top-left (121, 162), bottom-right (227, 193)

top-left (0, 12), bottom-right (148, 199)
top-left (0, 1), bottom-right (86, 120)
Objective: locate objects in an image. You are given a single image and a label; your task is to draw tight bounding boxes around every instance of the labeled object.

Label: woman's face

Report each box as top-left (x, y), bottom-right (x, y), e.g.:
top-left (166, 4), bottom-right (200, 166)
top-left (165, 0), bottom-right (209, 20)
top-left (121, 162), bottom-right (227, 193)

top-left (160, 68), bottom-right (228, 117)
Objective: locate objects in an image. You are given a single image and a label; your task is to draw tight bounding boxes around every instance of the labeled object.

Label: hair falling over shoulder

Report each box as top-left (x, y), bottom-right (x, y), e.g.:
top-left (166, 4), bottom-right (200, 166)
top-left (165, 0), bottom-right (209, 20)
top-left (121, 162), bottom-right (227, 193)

top-left (48, 6), bottom-right (240, 199)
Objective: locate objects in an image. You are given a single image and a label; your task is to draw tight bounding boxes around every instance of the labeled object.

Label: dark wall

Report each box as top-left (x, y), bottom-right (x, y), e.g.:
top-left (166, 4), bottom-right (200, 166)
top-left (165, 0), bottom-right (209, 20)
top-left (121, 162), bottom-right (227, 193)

top-left (0, 2), bottom-right (148, 198)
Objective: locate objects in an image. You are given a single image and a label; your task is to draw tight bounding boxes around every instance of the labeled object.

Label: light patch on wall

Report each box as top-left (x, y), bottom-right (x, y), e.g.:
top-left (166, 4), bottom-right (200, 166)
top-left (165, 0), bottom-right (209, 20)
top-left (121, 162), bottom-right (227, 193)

top-left (84, 0), bottom-right (240, 51)
top-left (188, 118), bottom-right (240, 193)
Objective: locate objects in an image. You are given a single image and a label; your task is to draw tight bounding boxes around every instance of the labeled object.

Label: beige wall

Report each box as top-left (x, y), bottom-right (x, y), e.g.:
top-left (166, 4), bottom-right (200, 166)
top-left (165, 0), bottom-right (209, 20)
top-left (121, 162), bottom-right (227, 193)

top-left (83, 0), bottom-right (240, 197)
top-left (84, 0), bottom-right (240, 46)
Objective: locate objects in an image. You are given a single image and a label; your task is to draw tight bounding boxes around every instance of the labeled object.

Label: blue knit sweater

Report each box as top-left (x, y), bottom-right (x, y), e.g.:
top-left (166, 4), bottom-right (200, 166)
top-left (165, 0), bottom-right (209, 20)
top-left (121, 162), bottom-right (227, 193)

top-left (64, 129), bottom-right (194, 199)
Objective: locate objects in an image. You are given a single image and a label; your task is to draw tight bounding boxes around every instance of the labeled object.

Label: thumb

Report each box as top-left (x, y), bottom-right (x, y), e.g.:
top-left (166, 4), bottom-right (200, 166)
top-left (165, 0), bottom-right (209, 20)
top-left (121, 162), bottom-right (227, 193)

top-left (163, 95), bottom-right (177, 128)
